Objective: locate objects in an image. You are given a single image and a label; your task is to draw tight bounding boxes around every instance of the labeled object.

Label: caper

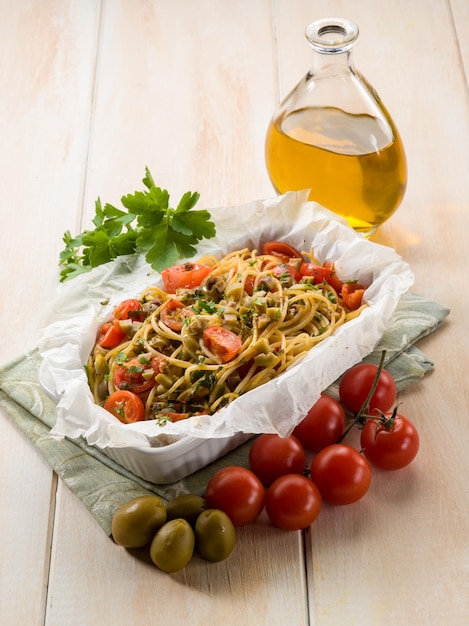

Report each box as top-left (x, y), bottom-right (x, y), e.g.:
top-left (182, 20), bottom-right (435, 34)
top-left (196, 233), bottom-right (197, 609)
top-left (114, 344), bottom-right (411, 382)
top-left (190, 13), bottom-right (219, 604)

top-left (165, 494), bottom-right (207, 525)
top-left (150, 518), bottom-right (195, 573)
top-left (111, 495), bottom-right (167, 548)
top-left (195, 509), bottom-right (236, 562)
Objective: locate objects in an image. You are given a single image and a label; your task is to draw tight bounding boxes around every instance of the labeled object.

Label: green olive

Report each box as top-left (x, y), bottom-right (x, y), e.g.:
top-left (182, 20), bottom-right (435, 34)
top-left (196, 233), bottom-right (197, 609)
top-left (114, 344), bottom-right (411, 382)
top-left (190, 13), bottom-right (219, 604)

top-left (165, 494), bottom-right (207, 525)
top-left (111, 495), bottom-right (167, 548)
top-left (150, 519), bottom-right (195, 573)
top-left (195, 509), bottom-right (236, 562)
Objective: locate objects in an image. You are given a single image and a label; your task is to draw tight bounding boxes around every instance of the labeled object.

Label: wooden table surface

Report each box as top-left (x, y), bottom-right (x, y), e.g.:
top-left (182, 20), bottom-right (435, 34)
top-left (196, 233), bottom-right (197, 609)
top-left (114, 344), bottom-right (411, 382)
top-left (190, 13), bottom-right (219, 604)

top-left (1, 1), bottom-right (468, 624)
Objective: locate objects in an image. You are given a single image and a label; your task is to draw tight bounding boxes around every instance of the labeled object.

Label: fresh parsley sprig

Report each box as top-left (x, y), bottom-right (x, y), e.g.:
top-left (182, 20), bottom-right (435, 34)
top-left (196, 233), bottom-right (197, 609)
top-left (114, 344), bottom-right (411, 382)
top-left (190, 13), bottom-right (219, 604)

top-left (58, 167), bottom-right (216, 282)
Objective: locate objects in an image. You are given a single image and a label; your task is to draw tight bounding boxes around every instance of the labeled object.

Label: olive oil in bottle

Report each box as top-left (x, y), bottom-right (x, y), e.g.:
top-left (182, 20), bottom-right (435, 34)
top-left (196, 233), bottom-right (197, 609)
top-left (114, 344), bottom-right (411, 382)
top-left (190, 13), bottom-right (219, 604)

top-left (265, 18), bottom-right (407, 236)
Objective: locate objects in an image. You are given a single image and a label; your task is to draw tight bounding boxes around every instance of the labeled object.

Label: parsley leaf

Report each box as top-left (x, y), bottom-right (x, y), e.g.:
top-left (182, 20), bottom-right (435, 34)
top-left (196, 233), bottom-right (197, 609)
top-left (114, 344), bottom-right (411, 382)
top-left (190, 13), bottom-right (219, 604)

top-left (59, 167), bottom-right (216, 281)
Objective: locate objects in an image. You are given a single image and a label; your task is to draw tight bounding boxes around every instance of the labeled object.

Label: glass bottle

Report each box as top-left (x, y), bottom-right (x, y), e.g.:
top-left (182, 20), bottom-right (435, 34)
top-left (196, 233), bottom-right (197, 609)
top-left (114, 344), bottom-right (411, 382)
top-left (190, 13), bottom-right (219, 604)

top-left (265, 18), bottom-right (407, 237)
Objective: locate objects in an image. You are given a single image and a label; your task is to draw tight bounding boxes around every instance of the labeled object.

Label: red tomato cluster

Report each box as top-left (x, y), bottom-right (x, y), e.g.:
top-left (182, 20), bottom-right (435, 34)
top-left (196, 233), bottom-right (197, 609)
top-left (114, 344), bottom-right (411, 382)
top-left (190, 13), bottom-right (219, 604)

top-left (204, 362), bottom-right (420, 532)
top-left (159, 241), bottom-right (366, 311)
top-left (260, 241), bottom-right (366, 311)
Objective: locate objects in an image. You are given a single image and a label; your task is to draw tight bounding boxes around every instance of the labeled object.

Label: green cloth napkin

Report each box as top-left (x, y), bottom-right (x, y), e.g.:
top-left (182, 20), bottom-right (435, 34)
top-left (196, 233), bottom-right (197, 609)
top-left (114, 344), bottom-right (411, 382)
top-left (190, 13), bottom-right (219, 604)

top-left (0, 292), bottom-right (449, 537)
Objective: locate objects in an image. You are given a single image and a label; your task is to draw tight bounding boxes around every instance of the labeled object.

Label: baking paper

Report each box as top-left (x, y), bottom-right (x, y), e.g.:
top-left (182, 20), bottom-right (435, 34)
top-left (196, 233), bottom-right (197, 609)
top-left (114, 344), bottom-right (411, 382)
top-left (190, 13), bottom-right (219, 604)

top-left (38, 192), bottom-right (414, 448)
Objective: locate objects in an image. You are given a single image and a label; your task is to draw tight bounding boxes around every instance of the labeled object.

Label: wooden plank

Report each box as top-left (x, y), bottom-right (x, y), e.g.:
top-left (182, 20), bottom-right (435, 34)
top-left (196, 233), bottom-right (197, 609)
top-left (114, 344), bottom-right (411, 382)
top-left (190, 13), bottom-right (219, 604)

top-left (0, 0), bottom-right (101, 362)
top-left (0, 414), bottom-right (55, 626)
top-left (0, 1), bottom-right (102, 624)
top-left (78, 0), bottom-right (277, 220)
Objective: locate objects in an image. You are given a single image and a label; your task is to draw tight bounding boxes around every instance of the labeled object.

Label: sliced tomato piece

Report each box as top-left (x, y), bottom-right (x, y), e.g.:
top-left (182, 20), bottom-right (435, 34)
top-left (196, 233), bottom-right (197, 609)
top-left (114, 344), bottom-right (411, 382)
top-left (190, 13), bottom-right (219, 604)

top-left (300, 262), bottom-right (345, 293)
top-left (244, 275), bottom-right (255, 296)
top-left (164, 412), bottom-right (190, 422)
top-left (323, 262), bottom-right (344, 293)
top-left (236, 358), bottom-right (256, 379)
top-left (161, 262), bottom-right (213, 293)
top-left (111, 298), bottom-right (145, 322)
top-left (97, 320), bottom-right (127, 349)
top-left (271, 263), bottom-right (302, 285)
top-left (299, 263), bottom-right (333, 282)
top-left (113, 355), bottom-right (161, 394)
top-left (160, 299), bottom-right (193, 332)
top-left (203, 326), bottom-right (243, 363)
top-left (103, 390), bottom-right (145, 423)
top-left (341, 282), bottom-right (366, 310)
top-left (260, 241), bottom-right (303, 261)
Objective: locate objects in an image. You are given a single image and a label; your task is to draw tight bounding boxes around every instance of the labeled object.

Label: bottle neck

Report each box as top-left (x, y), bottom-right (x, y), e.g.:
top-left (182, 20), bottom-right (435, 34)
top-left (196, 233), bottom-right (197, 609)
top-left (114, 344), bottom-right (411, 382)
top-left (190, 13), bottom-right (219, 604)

top-left (305, 18), bottom-right (358, 72)
top-left (308, 47), bottom-right (354, 77)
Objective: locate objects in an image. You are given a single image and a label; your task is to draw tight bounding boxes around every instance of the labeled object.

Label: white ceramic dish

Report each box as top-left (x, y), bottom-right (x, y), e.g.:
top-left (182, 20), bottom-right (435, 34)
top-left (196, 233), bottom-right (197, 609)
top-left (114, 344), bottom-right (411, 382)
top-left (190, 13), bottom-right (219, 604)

top-left (38, 361), bottom-right (252, 483)
top-left (101, 432), bottom-right (253, 484)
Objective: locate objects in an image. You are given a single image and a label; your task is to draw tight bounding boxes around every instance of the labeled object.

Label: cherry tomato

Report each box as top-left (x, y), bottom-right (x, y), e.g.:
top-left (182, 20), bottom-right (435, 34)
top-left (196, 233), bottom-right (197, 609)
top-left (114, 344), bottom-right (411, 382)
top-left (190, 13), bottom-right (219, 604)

top-left (339, 363), bottom-right (397, 414)
top-left (113, 355), bottom-right (161, 394)
top-left (299, 261), bottom-right (346, 294)
top-left (310, 444), bottom-right (372, 505)
top-left (160, 299), bottom-right (193, 332)
top-left (293, 395), bottom-right (346, 452)
top-left (97, 320), bottom-right (127, 349)
top-left (265, 474), bottom-right (322, 530)
top-left (235, 358), bottom-right (257, 379)
top-left (299, 263), bottom-right (335, 284)
top-left (103, 390), bottom-right (145, 423)
top-left (111, 298), bottom-right (146, 322)
top-left (161, 262), bottom-right (213, 293)
top-left (203, 326), bottom-right (243, 363)
top-left (271, 263), bottom-right (302, 285)
top-left (341, 282), bottom-right (366, 310)
top-left (360, 413), bottom-right (419, 470)
top-left (323, 262), bottom-right (344, 293)
top-left (248, 434), bottom-right (306, 486)
top-left (260, 241), bottom-right (303, 262)
top-left (243, 275), bottom-right (255, 296)
top-left (204, 466), bottom-right (265, 526)
top-left (159, 411), bottom-right (190, 422)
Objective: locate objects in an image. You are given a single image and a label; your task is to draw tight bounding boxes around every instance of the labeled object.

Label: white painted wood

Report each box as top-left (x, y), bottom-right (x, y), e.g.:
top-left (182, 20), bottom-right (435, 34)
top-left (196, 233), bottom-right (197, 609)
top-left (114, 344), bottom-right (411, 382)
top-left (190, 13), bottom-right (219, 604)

top-left (0, 2), bottom-right (100, 624)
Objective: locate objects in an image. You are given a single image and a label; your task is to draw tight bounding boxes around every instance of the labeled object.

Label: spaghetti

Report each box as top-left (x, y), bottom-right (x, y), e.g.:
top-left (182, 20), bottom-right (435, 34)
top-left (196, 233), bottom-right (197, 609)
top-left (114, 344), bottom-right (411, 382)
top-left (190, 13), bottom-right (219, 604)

top-left (87, 246), bottom-right (366, 424)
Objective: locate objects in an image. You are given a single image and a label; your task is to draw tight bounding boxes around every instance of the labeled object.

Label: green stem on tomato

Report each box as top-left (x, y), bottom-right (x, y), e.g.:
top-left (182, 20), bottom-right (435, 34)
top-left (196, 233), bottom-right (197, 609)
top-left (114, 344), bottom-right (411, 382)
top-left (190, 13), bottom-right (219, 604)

top-left (337, 350), bottom-right (387, 443)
